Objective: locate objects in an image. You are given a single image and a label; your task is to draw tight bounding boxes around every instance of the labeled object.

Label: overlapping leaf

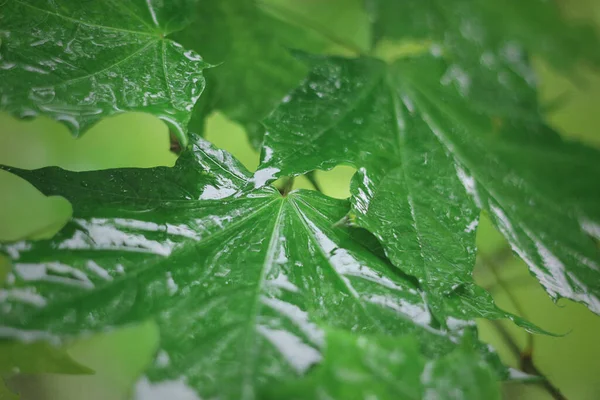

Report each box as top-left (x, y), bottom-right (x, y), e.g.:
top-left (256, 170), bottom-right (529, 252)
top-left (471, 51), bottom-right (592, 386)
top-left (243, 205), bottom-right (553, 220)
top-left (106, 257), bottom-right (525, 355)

top-left (258, 53), bottom-right (600, 314)
top-left (367, 0), bottom-right (600, 71)
top-left (177, 0), bottom-right (372, 147)
top-left (0, 136), bottom-right (516, 399)
top-left (266, 329), bottom-right (500, 400)
top-left (0, 0), bottom-right (207, 144)
top-left (258, 54), bottom-right (502, 314)
top-left (1, 0), bottom-right (597, 398)
top-left (0, 339), bottom-right (92, 400)
top-left (174, 0), bottom-right (313, 139)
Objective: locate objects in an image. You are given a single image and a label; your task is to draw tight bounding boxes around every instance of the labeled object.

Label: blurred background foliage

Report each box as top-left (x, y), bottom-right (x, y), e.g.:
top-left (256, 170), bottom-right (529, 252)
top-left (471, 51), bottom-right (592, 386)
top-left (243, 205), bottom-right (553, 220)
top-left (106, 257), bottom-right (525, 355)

top-left (1, 0), bottom-right (600, 398)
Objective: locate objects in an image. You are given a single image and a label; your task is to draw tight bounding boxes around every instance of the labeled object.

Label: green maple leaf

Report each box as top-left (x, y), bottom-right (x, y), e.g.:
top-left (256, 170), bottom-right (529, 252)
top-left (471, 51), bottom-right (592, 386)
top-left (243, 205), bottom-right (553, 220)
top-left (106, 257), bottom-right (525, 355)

top-left (1, 0), bottom-right (598, 398)
top-left (258, 52), bottom-right (600, 314)
top-left (266, 329), bottom-right (500, 400)
top-left (1, 255), bottom-right (92, 383)
top-left (0, 0), bottom-right (208, 145)
top-left (178, 0), bottom-right (370, 147)
top-left (0, 135), bottom-right (535, 399)
top-left (175, 0), bottom-right (310, 137)
top-left (367, 0), bottom-right (600, 71)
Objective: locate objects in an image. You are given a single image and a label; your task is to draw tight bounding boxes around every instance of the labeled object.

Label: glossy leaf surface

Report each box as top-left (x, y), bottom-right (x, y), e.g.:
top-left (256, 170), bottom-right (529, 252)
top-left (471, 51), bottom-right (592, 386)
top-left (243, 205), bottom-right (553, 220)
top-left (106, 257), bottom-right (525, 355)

top-left (259, 55), bottom-right (502, 314)
top-left (2, 0), bottom-right (598, 398)
top-left (0, 136), bottom-right (508, 399)
top-left (178, 0), bottom-right (370, 144)
top-left (266, 329), bottom-right (500, 400)
top-left (175, 0), bottom-right (311, 135)
top-left (260, 54), bottom-right (600, 314)
top-left (0, 0), bottom-right (207, 144)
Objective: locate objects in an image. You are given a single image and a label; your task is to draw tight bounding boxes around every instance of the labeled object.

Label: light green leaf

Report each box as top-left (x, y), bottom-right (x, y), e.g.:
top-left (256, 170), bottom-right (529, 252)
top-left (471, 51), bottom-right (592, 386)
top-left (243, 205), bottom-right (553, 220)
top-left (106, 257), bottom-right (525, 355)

top-left (264, 329), bottom-right (500, 400)
top-left (0, 0), bottom-right (207, 145)
top-left (0, 341), bottom-right (92, 375)
top-left (259, 53), bottom-right (600, 314)
top-left (1, 136), bottom-right (510, 399)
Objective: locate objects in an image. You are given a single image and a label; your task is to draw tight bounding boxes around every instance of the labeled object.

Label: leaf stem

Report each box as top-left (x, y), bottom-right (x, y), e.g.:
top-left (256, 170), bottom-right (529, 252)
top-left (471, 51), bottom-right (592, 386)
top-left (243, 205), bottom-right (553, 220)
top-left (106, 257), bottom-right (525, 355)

top-left (169, 130), bottom-right (183, 154)
top-left (332, 215), bottom-right (350, 228)
top-left (279, 177), bottom-right (295, 196)
top-left (305, 171), bottom-right (323, 193)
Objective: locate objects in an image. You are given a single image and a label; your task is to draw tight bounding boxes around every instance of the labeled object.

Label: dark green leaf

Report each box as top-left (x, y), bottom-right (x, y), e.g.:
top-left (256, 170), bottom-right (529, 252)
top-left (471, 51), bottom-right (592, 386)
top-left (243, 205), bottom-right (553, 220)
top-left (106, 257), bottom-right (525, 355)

top-left (259, 53), bottom-right (600, 314)
top-left (259, 55), bottom-right (564, 322)
top-left (177, 0), bottom-right (371, 145)
top-left (367, 0), bottom-right (600, 71)
top-left (0, 136), bottom-right (509, 399)
top-left (258, 0), bottom-right (371, 56)
top-left (264, 329), bottom-right (500, 400)
top-left (0, 0), bottom-right (207, 144)
top-left (175, 0), bottom-right (310, 136)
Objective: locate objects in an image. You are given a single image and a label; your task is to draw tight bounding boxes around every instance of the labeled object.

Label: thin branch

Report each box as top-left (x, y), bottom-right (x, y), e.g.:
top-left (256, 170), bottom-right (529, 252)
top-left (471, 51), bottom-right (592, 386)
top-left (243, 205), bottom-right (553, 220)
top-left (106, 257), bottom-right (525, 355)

top-left (490, 321), bottom-right (567, 400)
top-left (490, 320), bottom-right (522, 361)
top-left (480, 246), bottom-right (514, 266)
top-left (484, 275), bottom-right (536, 293)
top-left (482, 252), bottom-right (534, 354)
top-left (482, 247), bottom-right (567, 399)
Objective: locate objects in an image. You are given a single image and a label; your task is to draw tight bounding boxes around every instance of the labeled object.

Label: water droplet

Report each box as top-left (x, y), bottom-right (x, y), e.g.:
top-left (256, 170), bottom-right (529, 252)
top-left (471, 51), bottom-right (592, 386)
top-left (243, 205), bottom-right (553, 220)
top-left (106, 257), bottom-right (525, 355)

top-left (19, 109), bottom-right (38, 120)
top-left (183, 50), bottom-right (202, 62)
top-left (0, 62), bottom-right (16, 70)
top-left (55, 114), bottom-right (80, 132)
top-left (29, 87), bottom-right (56, 103)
